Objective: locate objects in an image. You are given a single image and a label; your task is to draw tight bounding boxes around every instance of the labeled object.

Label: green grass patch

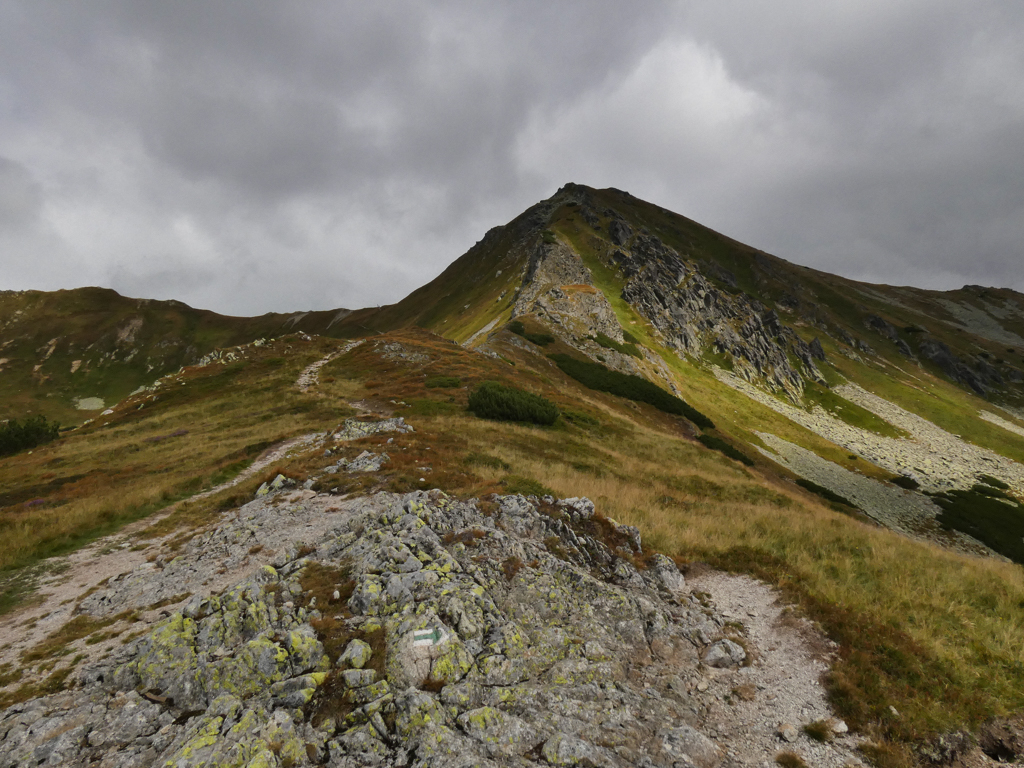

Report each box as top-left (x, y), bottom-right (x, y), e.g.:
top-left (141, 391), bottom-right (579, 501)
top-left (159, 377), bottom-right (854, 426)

top-left (561, 409), bottom-right (601, 429)
top-left (802, 381), bottom-right (906, 439)
top-left (463, 452), bottom-right (511, 472)
top-left (933, 486), bottom-right (1024, 564)
top-left (467, 382), bottom-right (559, 426)
top-left (405, 399), bottom-right (461, 417)
top-left (593, 332), bottom-right (642, 358)
top-left (548, 354), bottom-right (714, 428)
top-left (501, 474), bottom-right (554, 497)
top-left (697, 434), bottom-right (754, 466)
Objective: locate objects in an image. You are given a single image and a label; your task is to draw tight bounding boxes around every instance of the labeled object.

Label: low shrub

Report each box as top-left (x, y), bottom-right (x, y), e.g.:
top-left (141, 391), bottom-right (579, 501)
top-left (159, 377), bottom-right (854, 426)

top-left (933, 486), bottom-right (1024, 564)
top-left (795, 478), bottom-right (857, 509)
top-left (0, 415), bottom-right (61, 457)
top-left (523, 332), bottom-right (555, 346)
top-left (508, 320), bottom-right (554, 346)
top-left (467, 382), bottom-right (559, 426)
top-left (425, 376), bottom-right (461, 389)
top-left (978, 474), bottom-right (1010, 490)
top-left (548, 354), bottom-right (714, 428)
top-left (501, 475), bottom-right (554, 497)
top-left (697, 434), bottom-right (754, 466)
top-left (593, 332), bottom-right (642, 358)
top-left (891, 475), bottom-right (920, 490)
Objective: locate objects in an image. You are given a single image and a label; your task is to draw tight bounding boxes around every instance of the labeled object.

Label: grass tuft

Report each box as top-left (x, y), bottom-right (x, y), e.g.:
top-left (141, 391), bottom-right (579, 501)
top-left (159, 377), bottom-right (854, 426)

top-left (802, 719), bottom-right (833, 742)
top-left (775, 751), bottom-right (808, 768)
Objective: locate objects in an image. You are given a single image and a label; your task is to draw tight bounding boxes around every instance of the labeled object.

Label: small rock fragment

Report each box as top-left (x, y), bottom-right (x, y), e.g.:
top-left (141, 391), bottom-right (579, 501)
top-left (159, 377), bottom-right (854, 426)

top-left (703, 638), bottom-right (746, 668)
top-left (778, 723), bottom-right (799, 742)
top-left (339, 638), bottom-right (373, 669)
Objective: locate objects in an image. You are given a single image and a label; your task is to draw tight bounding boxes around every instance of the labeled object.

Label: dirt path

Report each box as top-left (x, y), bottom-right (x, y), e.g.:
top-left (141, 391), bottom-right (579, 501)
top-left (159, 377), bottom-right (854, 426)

top-left (295, 339), bottom-right (364, 392)
top-left (688, 570), bottom-right (865, 767)
top-left (0, 431), bottom-right (327, 675)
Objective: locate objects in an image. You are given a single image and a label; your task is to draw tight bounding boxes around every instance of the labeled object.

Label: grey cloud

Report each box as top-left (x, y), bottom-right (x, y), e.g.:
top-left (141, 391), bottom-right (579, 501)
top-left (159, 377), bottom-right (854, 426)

top-left (0, 2), bottom-right (1022, 314)
top-left (0, 157), bottom-right (42, 230)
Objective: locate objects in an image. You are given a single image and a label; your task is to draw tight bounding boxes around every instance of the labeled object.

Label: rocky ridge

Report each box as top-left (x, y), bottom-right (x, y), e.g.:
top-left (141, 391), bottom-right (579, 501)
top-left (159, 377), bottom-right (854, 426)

top-left (0, 484), bottom-right (862, 768)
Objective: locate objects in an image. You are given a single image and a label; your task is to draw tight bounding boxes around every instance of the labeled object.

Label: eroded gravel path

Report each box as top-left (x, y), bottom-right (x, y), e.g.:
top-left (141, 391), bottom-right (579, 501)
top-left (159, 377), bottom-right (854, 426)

top-left (689, 570), bottom-right (865, 768)
top-left (295, 339), bottom-right (364, 392)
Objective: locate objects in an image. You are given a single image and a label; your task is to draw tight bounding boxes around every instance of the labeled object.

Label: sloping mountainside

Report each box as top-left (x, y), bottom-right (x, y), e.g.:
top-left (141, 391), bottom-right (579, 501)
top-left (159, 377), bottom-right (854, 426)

top-left (3, 185), bottom-right (1024, 767)
top-left (346, 183), bottom-right (1024, 409)
top-left (0, 287), bottom-right (367, 425)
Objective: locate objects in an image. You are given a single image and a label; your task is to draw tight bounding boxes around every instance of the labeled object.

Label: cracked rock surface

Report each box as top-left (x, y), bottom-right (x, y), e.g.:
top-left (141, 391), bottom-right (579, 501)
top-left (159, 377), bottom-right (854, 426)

top-left (0, 490), bottom-right (862, 768)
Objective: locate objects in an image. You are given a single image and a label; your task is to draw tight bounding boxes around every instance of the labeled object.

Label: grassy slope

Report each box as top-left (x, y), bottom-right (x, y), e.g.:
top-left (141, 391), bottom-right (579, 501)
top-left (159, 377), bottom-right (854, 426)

top-left (1, 326), bottom-right (1022, 767)
top-left (337, 331), bottom-right (1024, 765)
top-left (538, 187), bottom-right (1024, 468)
top-left (0, 335), bottom-right (350, 576)
top-left (0, 288), bottom-right (334, 424)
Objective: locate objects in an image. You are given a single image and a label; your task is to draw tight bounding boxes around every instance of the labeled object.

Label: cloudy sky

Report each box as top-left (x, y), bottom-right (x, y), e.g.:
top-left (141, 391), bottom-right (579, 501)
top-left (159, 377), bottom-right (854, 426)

top-left (1, 2), bottom-right (1022, 316)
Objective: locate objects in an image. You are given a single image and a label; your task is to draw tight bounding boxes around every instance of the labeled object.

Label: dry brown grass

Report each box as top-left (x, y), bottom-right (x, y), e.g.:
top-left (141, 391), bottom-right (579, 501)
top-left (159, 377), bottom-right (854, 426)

top-left (0, 337), bottom-right (353, 585)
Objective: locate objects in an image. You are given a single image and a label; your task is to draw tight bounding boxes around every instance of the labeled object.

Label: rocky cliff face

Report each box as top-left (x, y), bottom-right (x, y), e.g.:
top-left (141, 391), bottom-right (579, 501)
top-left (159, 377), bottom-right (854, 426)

top-left (512, 199), bottom-right (827, 399)
top-left (0, 485), bottom-right (859, 768)
top-left (513, 241), bottom-right (622, 345)
top-left (610, 226), bottom-right (825, 398)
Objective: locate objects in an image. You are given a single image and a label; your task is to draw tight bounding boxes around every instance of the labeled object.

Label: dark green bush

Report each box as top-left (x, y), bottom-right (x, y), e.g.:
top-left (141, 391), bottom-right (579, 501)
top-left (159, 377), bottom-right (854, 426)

top-left (697, 434), bottom-right (754, 466)
top-left (523, 332), bottom-right (555, 346)
top-left (0, 416), bottom-right (61, 458)
top-left (593, 332), bottom-right (641, 358)
top-left (933, 486), bottom-right (1024, 564)
top-left (425, 376), bottom-right (461, 389)
top-left (795, 478), bottom-right (857, 509)
top-left (548, 354), bottom-right (714, 429)
top-left (891, 475), bottom-right (920, 490)
top-left (622, 329), bottom-right (641, 345)
top-left (978, 474), bottom-right (1010, 490)
top-left (508, 320), bottom-right (553, 346)
top-left (467, 382), bottom-right (559, 426)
